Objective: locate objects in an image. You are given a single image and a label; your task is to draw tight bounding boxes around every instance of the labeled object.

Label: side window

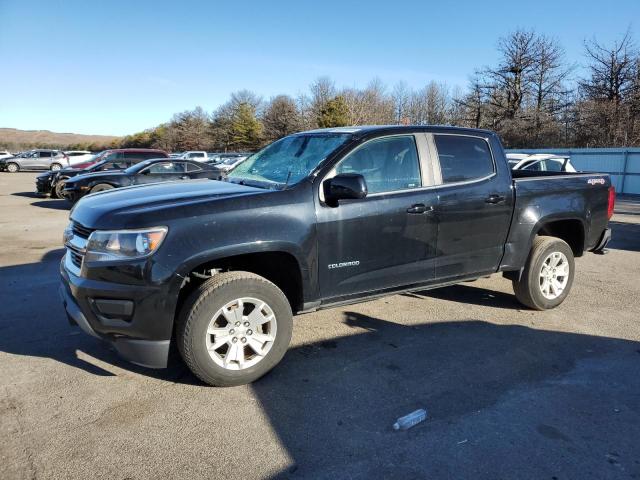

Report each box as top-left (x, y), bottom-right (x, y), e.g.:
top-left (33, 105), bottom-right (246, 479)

top-left (100, 162), bottom-right (121, 171)
top-left (522, 160), bottom-right (542, 171)
top-left (186, 162), bottom-right (202, 172)
top-left (142, 152), bottom-right (162, 160)
top-left (335, 135), bottom-right (421, 194)
top-left (102, 152), bottom-right (125, 168)
top-left (543, 159), bottom-right (563, 172)
top-left (145, 162), bottom-right (185, 174)
top-left (39, 151), bottom-right (51, 158)
top-left (434, 135), bottom-right (494, 183)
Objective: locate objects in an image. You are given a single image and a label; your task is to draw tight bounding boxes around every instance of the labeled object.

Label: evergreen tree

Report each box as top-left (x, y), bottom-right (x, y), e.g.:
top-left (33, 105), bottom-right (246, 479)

top-left (317, 95), bottom-right (350, 128)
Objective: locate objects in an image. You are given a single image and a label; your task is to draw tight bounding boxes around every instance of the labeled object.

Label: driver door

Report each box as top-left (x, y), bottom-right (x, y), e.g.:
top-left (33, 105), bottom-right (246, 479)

top-left (315, 134), bottom-right (438, 301)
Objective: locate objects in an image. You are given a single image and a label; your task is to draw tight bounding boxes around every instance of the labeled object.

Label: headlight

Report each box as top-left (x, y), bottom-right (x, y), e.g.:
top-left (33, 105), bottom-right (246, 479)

top-left (85, 227), bottom-right (168, 262)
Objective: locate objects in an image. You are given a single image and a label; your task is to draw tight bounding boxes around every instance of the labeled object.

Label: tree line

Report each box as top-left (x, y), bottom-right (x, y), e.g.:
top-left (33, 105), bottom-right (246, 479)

top-left (7, 28), bottom-right (640, 152)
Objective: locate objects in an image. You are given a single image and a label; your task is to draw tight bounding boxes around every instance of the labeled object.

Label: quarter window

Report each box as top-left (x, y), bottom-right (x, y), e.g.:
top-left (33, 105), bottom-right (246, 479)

top-left (145, 162), bottom-right (184, 174)
top-left (434, 135), bottom-right (494, 183)
top-left (335, 136), bottom-right (421, 194)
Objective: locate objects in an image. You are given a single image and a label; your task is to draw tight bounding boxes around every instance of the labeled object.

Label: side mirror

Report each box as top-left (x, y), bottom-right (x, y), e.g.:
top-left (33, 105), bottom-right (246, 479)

top-left (323, 173), bottom-right (367, 206)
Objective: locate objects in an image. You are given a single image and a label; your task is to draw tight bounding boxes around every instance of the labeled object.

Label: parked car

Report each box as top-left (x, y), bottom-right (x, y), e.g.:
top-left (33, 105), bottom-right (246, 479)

top-left (59, 125), bottom-right (614, 386)
top-left (64, 150), bottom-right (94, 166)
top-left (36, 148), bottom-right (169, 198)
top-left (507, 153), bottom-right (577, 172)
top-left (1, 149), bottom-right (69, 172)
top-left (36, 148), bottom-right (168, 198)
top-left (0, 150), bottom-right (14, 160)
top-left (207, 153), bottom-right (249, 172)
top-left (178, 151), bottom-right (208, 161)
top-left (62, 158), bottom-right (225, 202)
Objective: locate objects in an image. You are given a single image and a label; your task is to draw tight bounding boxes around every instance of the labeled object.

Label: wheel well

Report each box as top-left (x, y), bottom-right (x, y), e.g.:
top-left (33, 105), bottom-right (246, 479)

top-left (176, 251), bottom-right (304, 317)
top-left (537, 219), bottom-right (585, 257)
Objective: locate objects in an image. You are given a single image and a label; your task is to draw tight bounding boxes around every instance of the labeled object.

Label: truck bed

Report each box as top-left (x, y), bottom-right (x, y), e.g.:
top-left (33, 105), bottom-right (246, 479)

top-left (499, 170), bottom-right (613, 271)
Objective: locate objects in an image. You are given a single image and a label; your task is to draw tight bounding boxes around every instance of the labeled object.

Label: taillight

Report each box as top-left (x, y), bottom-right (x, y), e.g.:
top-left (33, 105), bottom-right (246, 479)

top-left (607, 186), bottom-right (615, 219)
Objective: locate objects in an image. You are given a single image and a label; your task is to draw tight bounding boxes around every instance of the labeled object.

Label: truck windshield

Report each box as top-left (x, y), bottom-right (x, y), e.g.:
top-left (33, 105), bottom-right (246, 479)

top-left (227, 133), bottom-right (351, 188)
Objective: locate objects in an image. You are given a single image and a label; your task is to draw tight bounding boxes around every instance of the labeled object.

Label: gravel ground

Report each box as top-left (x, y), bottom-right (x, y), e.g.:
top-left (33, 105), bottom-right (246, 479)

top-left (1, 172), bottom-right (639, 480)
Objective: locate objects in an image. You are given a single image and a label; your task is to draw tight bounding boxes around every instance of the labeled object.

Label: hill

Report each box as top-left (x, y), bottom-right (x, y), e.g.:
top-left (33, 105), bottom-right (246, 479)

top-left (0, 128), bottom-right (121, 151)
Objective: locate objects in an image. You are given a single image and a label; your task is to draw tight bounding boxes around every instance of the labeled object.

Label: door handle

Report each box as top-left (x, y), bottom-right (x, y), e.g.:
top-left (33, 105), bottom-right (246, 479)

top-left (407, 204), bottom-right (434, 214)
top-left (485, 194), bottom-right (505, 204)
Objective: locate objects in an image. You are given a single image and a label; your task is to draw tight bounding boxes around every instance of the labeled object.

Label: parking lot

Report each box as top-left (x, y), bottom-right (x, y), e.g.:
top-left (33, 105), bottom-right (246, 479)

top-left (1, 171), bottom-right (639, 479)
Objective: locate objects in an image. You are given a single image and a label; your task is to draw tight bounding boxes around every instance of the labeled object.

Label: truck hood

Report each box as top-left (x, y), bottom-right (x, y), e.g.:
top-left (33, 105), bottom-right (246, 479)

top-left (70, 179), bottom-right (264, 228)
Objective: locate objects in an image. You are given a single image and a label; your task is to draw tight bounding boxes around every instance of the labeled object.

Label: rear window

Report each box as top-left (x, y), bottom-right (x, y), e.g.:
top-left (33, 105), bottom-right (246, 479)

top-left (186, 162), bottom-right (202, 172)
top-left (434, 135), bottom-right (494, 183)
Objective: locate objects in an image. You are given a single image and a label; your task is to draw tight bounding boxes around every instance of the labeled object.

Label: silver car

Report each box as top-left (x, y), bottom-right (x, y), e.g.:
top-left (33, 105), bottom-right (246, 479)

top-left (3, 149), bottom-right (70, 172)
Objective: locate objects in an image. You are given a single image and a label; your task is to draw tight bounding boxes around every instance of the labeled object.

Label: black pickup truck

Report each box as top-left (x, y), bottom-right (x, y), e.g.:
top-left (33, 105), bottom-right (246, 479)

top-left (59, 126), bottom-right (614, 386)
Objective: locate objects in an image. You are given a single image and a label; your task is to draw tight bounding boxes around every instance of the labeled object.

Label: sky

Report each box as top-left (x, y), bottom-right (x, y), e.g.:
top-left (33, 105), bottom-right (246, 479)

top-left (1, 0), bottom-right (639, 136)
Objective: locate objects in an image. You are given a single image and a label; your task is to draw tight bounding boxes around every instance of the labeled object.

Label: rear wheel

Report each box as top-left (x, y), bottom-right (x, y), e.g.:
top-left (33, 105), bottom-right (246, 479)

top-left (6, 162), bottom-right (18, 173)
top-left (90, 183), bottom-right (114, 193)
top-left (50, 163), bottom-right (62, 171)
top-left (513, 236), bottom-right (575, 310)
top-left (176, 271), bottom-right (293, 386)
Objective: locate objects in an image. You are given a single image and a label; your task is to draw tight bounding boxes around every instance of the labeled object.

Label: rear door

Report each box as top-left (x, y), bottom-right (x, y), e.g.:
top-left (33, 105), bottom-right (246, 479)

top-left (33, 150), bottom-right (51, 169)
top-left (432, 133), bottom-right (513, 279)
top-left (316, 134), bottom-right (439, 300)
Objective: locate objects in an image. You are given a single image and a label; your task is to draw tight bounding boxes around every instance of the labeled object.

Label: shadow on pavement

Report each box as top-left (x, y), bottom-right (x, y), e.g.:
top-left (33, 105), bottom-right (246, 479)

top-left (609, 221), bottom-right (640, 252)
top-left (2, 249), bottom-right (639, 478)
top-left (11, 191), bottom-right (71, 210)
top-left (0, 249), bottom-right (196, 384)
top-left (404, 283), bottom-right (522, 309)
top-left (11, 191), bottom-right (43, 198)
top-left (252, 311), bottom-right (640, 479)
top-left (30, 199), bottom-right (70, 210)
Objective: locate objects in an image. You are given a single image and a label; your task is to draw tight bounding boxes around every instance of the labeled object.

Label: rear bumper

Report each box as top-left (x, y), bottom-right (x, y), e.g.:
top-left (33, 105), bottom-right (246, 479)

top-left (592, 227), bottom-right (612, 253)
top-left (59, 257), bottom-right (173, 368)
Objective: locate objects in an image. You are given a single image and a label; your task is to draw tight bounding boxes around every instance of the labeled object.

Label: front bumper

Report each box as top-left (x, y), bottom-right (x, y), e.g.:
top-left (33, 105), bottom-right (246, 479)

top-left (35, 175), bottom-right (54, 194)
top-left (59, 255), bottom-right (174, 368)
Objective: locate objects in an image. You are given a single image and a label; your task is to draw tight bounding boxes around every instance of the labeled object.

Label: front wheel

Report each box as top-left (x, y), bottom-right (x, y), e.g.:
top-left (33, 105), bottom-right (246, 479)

top-left (176, 271), bottom-right (293, 386)
top-left (513, 236), bottom-right (575, 310)
top-left (53, 178), bottom-right (68, 198)
top-left (90, 183), bottom-right (114, 193)
top-left (6, 162), bottom-right (19, 173)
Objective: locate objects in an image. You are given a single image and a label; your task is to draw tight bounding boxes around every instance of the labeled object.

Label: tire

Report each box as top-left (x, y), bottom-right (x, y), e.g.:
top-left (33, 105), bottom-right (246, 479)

top-left (6, 162), bottom-right (19, 173)
top-left (50, 163), bottom-right (62, 171)
top-left (90, 183), bottom-right (114, 193)
top-left (176, 271), bottom-right (293, 387)
top-left (513, 236), bottom-right (575, 310)
top-left (53, 178), bottom-right (68, 199)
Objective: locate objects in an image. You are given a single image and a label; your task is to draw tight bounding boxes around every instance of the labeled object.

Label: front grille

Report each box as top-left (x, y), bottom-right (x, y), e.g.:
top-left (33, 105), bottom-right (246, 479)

top-left (69, 249), bottom-right (83, 269)
top-left (72, 221), bottom-right (94, 239)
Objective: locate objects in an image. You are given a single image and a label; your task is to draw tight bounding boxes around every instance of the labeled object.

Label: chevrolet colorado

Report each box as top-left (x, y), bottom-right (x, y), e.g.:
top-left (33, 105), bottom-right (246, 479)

top-left (59, 126), bottom-right (614, 386)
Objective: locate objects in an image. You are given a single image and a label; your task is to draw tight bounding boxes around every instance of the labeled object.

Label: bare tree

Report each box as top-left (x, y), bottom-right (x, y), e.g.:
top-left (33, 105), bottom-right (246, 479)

top-left (484, 29), bottom-right (539, 121)
top-left (392, 81), bottom-right (411, 124)
top-left (456, 73), bottom-right (487, 128)
top-left (529, 35), bottom-right (572, 146)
